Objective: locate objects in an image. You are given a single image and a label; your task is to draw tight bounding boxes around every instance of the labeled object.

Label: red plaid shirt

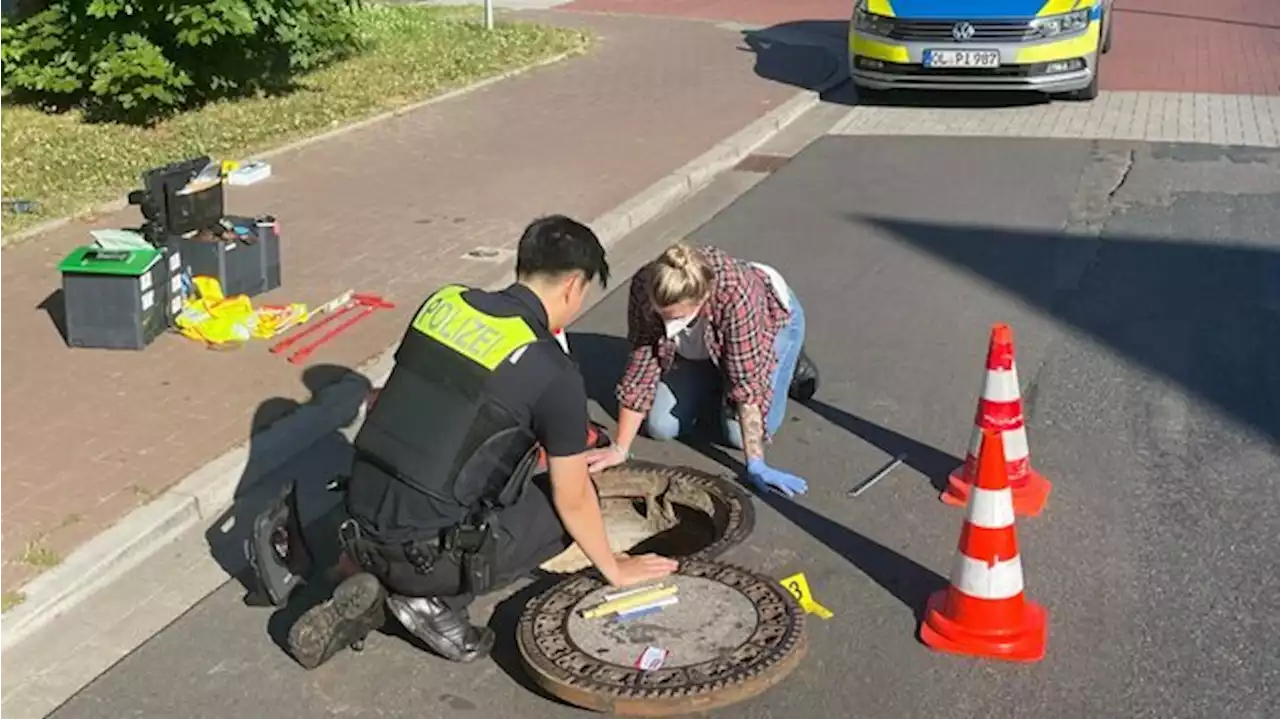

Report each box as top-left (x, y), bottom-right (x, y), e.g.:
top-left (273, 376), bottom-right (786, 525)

top-left (616, 245), bottom-right (790, 428)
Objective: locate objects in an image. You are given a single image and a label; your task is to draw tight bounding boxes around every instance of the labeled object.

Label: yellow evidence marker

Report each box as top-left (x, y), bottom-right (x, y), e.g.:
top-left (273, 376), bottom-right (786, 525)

top-left (780, 572), bottom-right (834, 619)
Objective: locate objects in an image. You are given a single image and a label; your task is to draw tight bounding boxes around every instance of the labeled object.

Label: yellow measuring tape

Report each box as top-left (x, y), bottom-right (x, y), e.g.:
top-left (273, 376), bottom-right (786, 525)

top-left (581, 585), bottom-right (679, 619)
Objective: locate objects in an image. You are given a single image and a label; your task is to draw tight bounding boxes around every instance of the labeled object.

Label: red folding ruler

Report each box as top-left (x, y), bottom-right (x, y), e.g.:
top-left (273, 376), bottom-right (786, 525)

top-left (269, 293), bottom-right (396, 364)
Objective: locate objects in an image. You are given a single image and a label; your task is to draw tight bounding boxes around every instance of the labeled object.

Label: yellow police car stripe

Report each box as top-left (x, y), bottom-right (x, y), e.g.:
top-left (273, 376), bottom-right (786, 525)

top-left (850, 35), bottom-right (912, 63)
top-left (412, 285), bottom-right (538, 371)
top-left (1036, 0), bottom-right (1085, 17)
top-left (1015, 20), bottom-right (1100, 63)
top-left (866, 0), bottom-right (896, 16)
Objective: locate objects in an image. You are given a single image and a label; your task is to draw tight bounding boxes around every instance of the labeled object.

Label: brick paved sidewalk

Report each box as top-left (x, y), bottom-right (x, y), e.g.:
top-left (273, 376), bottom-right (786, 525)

top-left (0, 10), bottom-right (803, 591)
top-left (1106, 0), bottom-right (1280, 95)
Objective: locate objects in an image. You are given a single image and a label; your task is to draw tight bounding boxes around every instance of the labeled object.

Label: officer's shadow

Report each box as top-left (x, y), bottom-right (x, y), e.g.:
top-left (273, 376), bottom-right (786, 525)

top-left (201, 363), bottom-right (375, 649)
top-left (485, 575), bottom-right (582, 706)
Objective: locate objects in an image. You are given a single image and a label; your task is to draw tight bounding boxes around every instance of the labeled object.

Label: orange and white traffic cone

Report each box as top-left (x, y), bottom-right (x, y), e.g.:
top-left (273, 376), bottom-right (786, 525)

top-left (920, 428), bottom-right (1048, 663)
top-left (942, 323), bottom-right (1052, 517)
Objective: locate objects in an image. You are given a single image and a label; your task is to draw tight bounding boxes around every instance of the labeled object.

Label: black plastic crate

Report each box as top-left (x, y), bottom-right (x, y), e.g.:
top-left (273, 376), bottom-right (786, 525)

top-left (156, 243), bottom-right (189, 320)
top-left (58, 246), bottom-right (169, 350)
top-left (171, 215), bottom-right (281, 298)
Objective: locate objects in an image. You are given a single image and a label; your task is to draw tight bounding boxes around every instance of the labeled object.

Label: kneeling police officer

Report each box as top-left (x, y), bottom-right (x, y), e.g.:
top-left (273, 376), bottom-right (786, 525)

top-left (284, 215), bottom-right (679, 668)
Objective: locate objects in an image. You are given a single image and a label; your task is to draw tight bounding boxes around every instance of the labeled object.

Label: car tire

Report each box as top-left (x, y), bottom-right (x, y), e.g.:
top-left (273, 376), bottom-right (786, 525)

top-left (1069, 70), bottom-right (1100, 101)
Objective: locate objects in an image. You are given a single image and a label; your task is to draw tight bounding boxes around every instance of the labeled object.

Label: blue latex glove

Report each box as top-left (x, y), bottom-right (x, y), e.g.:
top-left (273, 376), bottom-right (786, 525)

top-left (745, 458), bottom-right (809, 497)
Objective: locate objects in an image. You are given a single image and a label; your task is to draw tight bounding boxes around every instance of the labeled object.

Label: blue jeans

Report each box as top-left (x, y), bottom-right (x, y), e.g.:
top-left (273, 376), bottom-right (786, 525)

top-left (645, 288), bottom-right (806, 449)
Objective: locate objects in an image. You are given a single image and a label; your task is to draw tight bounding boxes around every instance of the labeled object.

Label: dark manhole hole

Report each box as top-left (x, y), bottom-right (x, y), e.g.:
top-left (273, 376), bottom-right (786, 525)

top-left (518, 559), bottom-right (807, 716)
top-left (539, 461), bottom-right (756, 575)
top-left (734, 154), bottom-right (792, 174)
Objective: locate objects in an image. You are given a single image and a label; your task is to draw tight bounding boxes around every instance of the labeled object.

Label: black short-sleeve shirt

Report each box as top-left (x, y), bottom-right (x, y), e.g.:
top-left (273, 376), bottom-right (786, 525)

top-left (346, 283), bottom-right (589, 537)
top-left (464, 284), bottom-right (589, 458)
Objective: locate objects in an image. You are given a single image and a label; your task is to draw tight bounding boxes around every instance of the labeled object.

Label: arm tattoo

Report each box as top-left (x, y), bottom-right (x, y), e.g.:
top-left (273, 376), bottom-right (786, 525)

top-left (739, 404), bottom-right (765, 462)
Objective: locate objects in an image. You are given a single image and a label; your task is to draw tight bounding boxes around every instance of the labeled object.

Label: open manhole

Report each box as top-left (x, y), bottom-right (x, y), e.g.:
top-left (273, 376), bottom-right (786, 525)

top-left (518, 559), bottom-right (807, 716)
top-left (539, 461), bottom-right (755, 574)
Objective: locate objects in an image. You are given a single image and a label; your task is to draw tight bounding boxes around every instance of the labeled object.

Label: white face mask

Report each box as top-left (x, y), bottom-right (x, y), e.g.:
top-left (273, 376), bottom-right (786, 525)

top-left (664, 313), bottom-right (698, 339)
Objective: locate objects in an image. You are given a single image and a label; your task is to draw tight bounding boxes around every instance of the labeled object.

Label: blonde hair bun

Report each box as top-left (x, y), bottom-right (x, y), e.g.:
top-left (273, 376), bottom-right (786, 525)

top-left (650, 242), bottom-right (714, 308)
top-left (661, 243), bottom-right (699, 271)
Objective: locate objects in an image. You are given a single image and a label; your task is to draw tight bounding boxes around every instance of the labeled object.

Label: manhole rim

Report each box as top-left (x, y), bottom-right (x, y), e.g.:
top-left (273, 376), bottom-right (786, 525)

top-left (541, 460), bottom-right (757, 575)
top-left (517, 559), bottom-right (808, 716)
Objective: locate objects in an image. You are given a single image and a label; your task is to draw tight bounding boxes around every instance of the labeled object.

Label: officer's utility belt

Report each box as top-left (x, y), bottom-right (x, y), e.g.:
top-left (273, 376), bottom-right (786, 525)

top-left (339, 508), bottom-right (500, 596)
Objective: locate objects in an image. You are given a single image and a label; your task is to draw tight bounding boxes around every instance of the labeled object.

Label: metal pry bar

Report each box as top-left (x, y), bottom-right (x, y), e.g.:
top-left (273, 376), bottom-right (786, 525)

top-left (848, 453), bottom-right (907, 497)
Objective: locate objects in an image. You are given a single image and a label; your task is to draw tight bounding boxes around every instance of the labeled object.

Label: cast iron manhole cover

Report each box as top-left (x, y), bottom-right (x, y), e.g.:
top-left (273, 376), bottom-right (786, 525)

top-left (540, 461), bottom-right (755, 574)
top-left (518, 559), bottom-right (807, 716)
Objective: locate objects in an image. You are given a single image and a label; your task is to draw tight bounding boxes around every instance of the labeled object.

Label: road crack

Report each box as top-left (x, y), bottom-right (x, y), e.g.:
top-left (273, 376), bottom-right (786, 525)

top-left (1106, 148), bottom-right (1137, 203)
top-left (1050, 143), bottom-right (1135, 306)
top-left (1025, 144), bottom-right (1141, 424)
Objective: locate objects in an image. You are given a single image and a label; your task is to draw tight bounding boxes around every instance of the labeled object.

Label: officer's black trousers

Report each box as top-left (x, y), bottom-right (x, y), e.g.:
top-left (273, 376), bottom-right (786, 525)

top-left (368, 475), bottom-right (572, 612)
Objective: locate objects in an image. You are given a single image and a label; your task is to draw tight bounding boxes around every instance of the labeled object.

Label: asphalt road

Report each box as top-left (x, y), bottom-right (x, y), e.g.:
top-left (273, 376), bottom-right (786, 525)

top-left (51, 135), bottom-right (1280, 718)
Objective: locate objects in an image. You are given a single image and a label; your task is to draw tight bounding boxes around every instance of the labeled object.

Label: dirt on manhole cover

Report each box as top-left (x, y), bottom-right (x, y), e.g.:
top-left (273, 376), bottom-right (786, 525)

top-left (734, 154), bottom-right (792, 174)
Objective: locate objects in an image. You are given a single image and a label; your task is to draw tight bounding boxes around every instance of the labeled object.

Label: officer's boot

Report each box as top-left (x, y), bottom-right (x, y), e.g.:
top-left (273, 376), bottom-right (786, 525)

top-left (245, 480), bottom-right (314, 607)
top-left (789, 347), bottom-right (820, 401)
top-left (287, 572), bottom-right (387, 670)
top-left (385, 595), bottom-right (495, 663)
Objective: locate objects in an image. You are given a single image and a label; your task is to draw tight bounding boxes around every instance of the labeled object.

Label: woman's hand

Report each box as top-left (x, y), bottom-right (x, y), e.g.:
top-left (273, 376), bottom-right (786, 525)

top-left (744, 458), bottom-right (809, 498)
top-left (585, 444), bottom-right (628, 474)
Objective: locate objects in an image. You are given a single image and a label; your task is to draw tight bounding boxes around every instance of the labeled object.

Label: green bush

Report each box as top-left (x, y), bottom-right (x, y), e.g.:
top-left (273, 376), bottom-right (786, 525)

top-left (1, 0), bottom-right (365, 124)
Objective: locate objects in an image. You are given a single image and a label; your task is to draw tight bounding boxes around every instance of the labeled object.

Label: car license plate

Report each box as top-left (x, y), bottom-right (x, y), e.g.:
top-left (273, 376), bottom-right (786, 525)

top-left (924, 50), bottom-right (1001, 68)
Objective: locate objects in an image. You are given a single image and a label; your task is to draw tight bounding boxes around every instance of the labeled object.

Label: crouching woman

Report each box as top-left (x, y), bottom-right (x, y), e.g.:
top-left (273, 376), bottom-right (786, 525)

top-left (586, 243), bottom-right (818, 497)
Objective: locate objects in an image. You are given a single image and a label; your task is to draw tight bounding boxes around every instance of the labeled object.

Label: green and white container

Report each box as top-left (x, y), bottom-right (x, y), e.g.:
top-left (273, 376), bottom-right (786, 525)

top-left (58, 246), bottom-right (169, 350)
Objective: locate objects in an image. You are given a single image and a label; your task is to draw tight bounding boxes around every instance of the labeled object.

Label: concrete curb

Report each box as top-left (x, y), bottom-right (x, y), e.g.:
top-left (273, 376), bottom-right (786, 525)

top-left (0, 66), bottom-right (845, 652)
top-left (0, 45), bottom-right (586, 249)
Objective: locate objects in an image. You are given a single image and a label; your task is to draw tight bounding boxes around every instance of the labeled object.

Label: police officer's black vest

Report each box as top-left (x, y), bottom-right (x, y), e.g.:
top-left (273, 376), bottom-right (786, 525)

top-left (351, 285), bottom-right (559, 534)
